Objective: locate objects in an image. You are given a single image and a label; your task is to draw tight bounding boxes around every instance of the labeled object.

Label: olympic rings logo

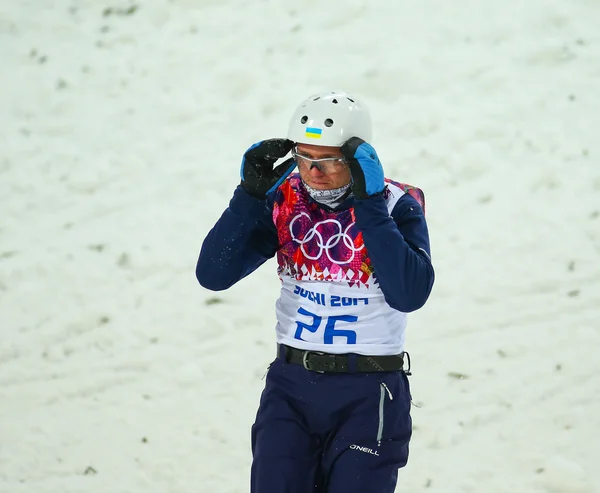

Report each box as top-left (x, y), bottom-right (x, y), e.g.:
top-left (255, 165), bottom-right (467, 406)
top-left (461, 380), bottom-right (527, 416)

top-left (289, 212), bottom-right (364, 265)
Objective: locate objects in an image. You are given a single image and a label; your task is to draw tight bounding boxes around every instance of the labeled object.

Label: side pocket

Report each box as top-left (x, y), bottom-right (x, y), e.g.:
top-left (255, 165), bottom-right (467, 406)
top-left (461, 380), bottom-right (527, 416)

top-left (377, 382), bottom-right (394, 445)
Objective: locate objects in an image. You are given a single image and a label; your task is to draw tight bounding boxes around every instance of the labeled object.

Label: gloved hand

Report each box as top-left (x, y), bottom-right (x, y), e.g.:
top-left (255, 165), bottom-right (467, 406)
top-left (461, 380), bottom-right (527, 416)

top-left (341, 137), bottom-right (385, 199)
top-left (240, 138), bottom-right (296, 199)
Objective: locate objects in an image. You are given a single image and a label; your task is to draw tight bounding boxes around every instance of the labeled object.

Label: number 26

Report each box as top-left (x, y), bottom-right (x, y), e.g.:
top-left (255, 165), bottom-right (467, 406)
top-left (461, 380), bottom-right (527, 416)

top-left (294, 308), bottom-right (358, 344)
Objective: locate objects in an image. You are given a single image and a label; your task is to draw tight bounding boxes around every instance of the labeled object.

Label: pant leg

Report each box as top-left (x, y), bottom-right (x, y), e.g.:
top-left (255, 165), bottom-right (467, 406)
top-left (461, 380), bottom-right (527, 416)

top-left (322, 371), bottom-right (412, 493)
top-left (251, 359), bottom-right (321, 493)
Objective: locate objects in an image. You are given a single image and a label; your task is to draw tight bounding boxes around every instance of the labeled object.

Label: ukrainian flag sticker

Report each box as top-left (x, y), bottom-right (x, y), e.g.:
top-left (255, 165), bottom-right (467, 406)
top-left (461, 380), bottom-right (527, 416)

top-left (305, 127), bottom-right (322, 139)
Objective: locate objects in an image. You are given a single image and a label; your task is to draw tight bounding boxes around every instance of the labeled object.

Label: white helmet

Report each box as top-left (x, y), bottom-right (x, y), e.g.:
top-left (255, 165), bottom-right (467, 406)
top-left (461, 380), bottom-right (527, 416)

top-left (287, 91), bottom-right (372, 147)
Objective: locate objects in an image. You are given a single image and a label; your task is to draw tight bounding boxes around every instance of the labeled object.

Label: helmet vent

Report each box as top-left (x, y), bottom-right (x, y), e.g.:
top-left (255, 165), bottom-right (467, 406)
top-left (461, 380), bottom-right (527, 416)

top-left (332, 99), bottom-right (338, 104)
top-left (347, 97), bottom-right (355, 102)
top-left (300, 115), bottom-right (308, 124)
top-left (313, 96), bottom-right (320, 101)
top-left (324, 118), bottom-right (334, 127)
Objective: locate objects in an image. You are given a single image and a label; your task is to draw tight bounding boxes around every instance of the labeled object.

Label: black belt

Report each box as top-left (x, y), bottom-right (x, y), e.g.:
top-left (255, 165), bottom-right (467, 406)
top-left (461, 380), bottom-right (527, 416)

top-left (277, 344), bottom-right (409, 374)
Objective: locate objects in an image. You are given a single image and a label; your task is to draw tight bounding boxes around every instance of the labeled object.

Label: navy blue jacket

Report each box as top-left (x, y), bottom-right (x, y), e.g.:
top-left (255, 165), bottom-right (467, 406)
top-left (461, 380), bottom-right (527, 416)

top-left (196, 185), bottom-right (434, 313)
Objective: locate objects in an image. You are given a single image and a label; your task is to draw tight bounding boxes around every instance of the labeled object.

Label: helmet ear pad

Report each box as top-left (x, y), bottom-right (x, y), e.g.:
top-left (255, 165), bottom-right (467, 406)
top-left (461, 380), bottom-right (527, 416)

top-left (288, 92), bottom-right (373, 147)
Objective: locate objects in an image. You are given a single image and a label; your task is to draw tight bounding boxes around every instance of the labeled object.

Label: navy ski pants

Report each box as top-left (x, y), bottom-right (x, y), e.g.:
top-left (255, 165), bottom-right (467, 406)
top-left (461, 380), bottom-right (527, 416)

top-left (251, 353), bottom-right (412, 493)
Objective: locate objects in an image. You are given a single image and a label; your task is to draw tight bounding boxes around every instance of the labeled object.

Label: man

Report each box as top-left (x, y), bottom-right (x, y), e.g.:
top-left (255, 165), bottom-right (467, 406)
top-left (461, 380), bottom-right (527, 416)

top-left (196, 91), bottom-right (435, 493)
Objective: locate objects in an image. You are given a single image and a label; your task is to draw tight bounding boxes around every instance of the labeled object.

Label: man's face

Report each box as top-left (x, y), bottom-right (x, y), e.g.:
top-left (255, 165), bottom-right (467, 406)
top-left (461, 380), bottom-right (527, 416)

top-left (294, 143), bottom-right (352, 190)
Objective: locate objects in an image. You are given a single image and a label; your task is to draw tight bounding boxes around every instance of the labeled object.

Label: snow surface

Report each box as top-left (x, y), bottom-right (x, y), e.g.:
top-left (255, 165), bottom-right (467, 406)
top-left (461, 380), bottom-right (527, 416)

top-left (1, 1), bottom-right (599, 492)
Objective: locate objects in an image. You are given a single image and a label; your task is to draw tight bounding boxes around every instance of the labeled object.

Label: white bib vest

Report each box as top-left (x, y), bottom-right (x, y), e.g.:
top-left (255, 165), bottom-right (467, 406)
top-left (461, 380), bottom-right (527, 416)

top-left (272, 175), bottom-right (418, 356)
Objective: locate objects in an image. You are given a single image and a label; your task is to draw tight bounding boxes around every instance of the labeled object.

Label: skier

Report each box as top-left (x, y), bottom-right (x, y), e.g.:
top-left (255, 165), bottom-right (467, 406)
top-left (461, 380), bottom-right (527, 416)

top-left (196, 91), bottom-right (435, 493)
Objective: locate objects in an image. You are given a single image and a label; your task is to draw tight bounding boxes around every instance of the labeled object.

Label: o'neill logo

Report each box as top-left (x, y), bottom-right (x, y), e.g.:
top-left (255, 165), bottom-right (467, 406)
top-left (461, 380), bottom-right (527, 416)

top-left (349, 444), bottom-right (380, 456)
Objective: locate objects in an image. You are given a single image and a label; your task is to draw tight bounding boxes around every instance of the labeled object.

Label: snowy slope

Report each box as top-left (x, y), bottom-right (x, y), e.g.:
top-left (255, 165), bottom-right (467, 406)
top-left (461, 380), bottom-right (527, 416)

top-left (1, 1), bottom-right (599, 492)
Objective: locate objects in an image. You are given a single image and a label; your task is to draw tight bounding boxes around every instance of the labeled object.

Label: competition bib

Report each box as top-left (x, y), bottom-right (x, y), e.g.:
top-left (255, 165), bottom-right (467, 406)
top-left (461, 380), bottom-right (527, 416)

top-left (271, 175), bottom-right (422, 355)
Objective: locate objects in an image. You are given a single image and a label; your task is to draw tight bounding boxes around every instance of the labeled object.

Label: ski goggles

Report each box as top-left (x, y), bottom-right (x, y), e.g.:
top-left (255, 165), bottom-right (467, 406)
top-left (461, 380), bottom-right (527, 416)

top-left (291, 147), bottom-right (347, 174)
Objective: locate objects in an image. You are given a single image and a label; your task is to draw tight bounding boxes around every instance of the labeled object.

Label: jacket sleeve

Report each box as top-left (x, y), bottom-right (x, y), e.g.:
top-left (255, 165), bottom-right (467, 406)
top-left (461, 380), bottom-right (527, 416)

top-left (196, 186), bottom-right (279, 291)
top-left (353, 192), bottom-right (435, 312)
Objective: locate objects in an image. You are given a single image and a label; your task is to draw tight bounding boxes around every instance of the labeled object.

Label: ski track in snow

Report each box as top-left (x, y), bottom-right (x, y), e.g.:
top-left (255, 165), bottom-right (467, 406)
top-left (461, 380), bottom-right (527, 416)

top-left (1, 1), bottom-right (599, 492)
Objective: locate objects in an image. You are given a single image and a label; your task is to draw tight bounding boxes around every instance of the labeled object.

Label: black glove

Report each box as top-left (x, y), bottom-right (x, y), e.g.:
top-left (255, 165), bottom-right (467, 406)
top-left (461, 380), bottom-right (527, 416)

top-left (240, 139), bottom-right (296, 198)
top-left (341, 137), bottom-right (385, 200)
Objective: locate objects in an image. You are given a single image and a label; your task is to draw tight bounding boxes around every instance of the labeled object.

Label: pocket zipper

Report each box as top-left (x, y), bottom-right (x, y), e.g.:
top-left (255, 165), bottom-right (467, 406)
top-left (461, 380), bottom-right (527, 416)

top-left (377, 383), bottom-right (394, 445)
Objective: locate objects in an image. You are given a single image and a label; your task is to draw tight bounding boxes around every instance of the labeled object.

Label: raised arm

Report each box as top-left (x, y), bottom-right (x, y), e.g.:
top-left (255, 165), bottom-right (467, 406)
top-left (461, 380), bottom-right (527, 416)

top-left (341, 137), bottom-right (435, 312)
top-left (354, 194), bottom-right (434, 312)
top-left (196, 187), bottom-right (279, 291)
top-left (196, 138), bottom-right (297, 291)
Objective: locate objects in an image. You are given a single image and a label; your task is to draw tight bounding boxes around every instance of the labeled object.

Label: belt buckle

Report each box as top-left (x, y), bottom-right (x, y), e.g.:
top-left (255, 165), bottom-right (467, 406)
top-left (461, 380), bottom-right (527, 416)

top-left (302, 351), bottom-right (326, 373)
